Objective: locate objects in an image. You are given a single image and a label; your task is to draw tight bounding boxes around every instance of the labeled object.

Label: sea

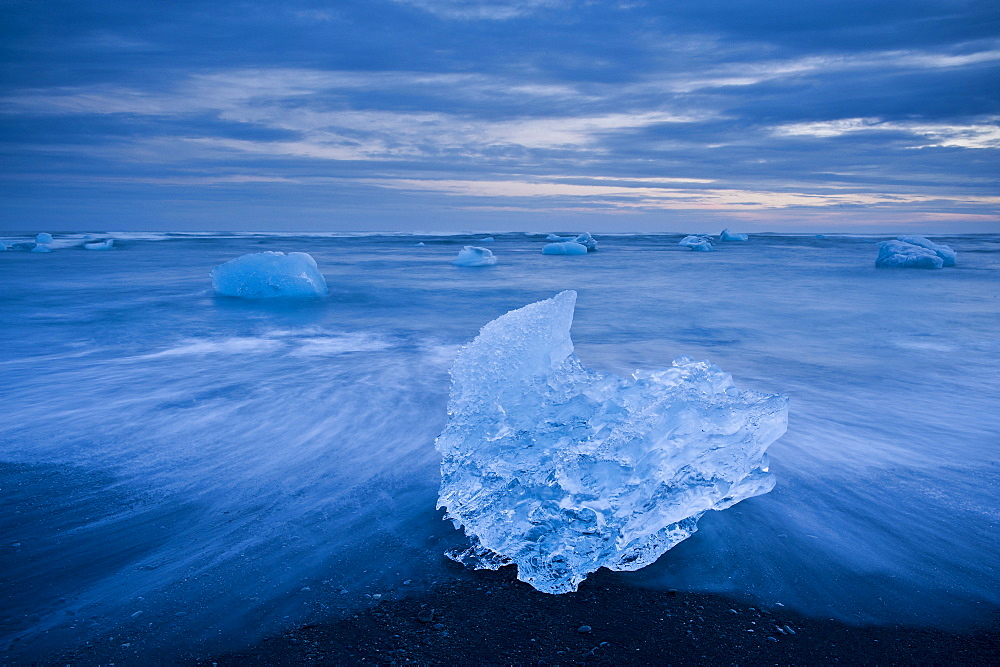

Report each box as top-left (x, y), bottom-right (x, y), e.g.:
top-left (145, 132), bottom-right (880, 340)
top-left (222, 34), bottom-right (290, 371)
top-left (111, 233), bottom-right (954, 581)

top-left (1, 231), bottom-right (998, 660)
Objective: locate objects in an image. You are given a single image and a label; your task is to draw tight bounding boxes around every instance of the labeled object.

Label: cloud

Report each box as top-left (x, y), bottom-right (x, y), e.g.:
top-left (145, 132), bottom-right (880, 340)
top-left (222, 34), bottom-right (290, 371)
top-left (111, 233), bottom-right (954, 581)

top-left (390, 0), bottom-right (566, 21)
top-left (356, 177), bottom-right (1000, 211)
top-left (774, 117), bottom-right (1000, 149)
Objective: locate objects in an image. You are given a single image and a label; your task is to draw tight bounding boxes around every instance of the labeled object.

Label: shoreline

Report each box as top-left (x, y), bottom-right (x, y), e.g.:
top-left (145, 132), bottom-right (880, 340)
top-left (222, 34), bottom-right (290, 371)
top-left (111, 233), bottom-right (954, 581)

top-left (195, 567), bottom-right (999, 665)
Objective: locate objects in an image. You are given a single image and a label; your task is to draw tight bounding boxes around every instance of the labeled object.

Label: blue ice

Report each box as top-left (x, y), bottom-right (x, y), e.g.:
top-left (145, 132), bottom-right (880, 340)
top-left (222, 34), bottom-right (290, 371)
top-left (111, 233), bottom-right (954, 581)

top-left (542, 241), bottom-right (588, 255)
top-left (680, 235), bottom-right (714, 252)
top-left (720, 228), bottom-right (749, 242)
top-left (436, 291), bottom-right (788, 594)
top-left (876, 239), bottom-right (945, 269)
top-left (211, 251), bottom-right (329, 298)
top-left (453, 246), bottom-right (497, 266)
top-left (896, 235), bottom-right (956, 266)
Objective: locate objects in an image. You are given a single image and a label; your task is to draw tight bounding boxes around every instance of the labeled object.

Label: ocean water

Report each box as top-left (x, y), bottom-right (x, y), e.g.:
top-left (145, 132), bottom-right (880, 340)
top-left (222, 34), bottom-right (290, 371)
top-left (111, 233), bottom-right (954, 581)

top-left (1, 232), bottom-right (998, 659)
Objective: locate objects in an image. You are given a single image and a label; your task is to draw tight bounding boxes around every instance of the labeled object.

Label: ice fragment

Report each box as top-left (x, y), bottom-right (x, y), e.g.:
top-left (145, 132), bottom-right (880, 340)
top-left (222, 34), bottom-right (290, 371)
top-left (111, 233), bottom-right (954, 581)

top-left (436, 291), bottom-right (787, 593)
top-left (542, 242), bottom-right (588, 255)
top-left (211, 251), bottom-right (328, 298)
top-left (453, 246), bottom-right (497, 266)
top-left (876, 240), bottom-right (944, 269)
top-left (679, 235), bottom-right (714, 252)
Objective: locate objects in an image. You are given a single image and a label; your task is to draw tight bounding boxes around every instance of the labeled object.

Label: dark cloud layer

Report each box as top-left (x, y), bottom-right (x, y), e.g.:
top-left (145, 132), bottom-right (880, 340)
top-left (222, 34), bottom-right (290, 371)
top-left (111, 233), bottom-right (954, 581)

top-left (1, 0), bottom-right (997, 232)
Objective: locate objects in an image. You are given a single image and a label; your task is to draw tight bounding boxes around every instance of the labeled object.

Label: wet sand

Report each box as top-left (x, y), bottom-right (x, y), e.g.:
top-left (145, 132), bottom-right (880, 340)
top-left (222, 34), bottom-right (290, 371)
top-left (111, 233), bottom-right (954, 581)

top-left (203, 567), bottom-right (999, 665)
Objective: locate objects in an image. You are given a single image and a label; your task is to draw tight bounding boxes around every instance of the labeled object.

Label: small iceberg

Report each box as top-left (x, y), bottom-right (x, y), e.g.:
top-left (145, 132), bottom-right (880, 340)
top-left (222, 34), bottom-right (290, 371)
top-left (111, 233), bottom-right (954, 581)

top-left (30, 244), bottom-right (52, 253)
top-left (436, 291), bottom-right (788, 594)
top-left (453, 246), bottom-right (497, 267)
top-left (876, 236), bottom-right (956, 269)
top-left (35, 232), bottom-right (53, 244)
top-left (679, 235), bottom-right (714, 252)
top-left (211, 251), bottom-right (329, 298)
top-left (896, 235), bottom-right (956, 267)
top-left (719, 228), bottom-right (748, 242)
top-left (83, 239), bottom-right (114, 251)
top-left (0, 242), bottom-right (8, 251)
top-left (542, 242), bottom-right (588, 255)
top-left (415, 242), bottom-right (426, 247)
top-left (573, 232), bottom-right (598, 252)
top-left (546, 233), bottom-right (598, 251)
top-left (479, 237), bottom-right (495, 243)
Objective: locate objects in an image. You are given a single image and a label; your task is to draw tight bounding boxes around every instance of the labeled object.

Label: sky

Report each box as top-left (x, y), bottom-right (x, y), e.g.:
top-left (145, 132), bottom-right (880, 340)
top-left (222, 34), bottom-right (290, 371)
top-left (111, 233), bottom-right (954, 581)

top-left (1, 0), bottom-right (998, 233)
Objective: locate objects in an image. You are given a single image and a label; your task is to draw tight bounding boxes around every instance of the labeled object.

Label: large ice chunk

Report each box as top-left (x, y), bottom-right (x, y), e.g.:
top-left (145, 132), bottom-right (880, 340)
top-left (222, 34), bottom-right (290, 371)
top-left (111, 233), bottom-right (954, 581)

top-left (876, 240), bottom-right (944, 269)
top-left (896, 235), bottom-right (956, 266)
top-left (211, 251), bottom-right (328, 298)
top-left (719, 228), bottom-right (748, 242)
top-left (453, 246), bottom-right (497, 266)
top-left (436, 291), bottom-right (788, 594)
top-left (679, 235), bottom-right (714, 252)
top-left (542, 242), bottom-right (588, 255)
top-left (35, 232), bottom-right (53, 244)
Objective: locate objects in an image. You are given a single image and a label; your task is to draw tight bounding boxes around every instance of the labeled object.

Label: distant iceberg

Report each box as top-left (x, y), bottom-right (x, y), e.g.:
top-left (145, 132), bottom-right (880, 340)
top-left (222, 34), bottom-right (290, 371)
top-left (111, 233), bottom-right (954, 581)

top-left (679, 235), bottom-right (714, 252)
top-left (84, 239), bottom-right (114, 251)
top-left (719, 228), bottom-right (748, 242)
top-left (453, 246), bottom-right (497, 266)
top-left (211, 251), bottom-right (329, 298)
top-left (573, 232), bottom-right (598, 251)
top-left (876, 236), bottom-right (956, 269)
top-left (436, 291), bottom-right (788, 594)
top-left (479, 236), bottom-right (495, 243)
top-left (546, 233), bottom-right (598, 251)
top-left (35, 232), bottom-right (53, 244)
top-left (30, 244), bottom-right (52, 253)
top-left (542, 242), bottom-right (588, 255)
top-left (896, 235), bottom-right (956, 267)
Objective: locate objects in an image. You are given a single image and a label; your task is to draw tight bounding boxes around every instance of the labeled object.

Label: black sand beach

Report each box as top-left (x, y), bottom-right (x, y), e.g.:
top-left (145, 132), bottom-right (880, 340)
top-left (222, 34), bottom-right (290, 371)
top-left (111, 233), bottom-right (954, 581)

top-left (34, 564), bottom-right (999, 664)
top-left (202, 567), bottom-right (998, 665)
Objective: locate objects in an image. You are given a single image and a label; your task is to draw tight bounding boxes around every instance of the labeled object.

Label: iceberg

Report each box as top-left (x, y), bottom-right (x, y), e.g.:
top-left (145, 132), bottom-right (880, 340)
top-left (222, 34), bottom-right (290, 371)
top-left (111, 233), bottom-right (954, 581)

top-left (35, 232), bottom-right (53, 244)
top-left (453, 246), bottom-right (497, 266)
top-left (436, 291), bottom-right (788, 594)
top-left (719, 228), bottom-right (748, 242)
top-left (211, 251), bottom-right (329, 298)
top-left (542, 242), bottom-right (588, 255)
top-left (31, 244), bottom-right (52, 253)
top-left (415, 242), bottom-right (426, 247)
top-left (83, 240), bottom-right (114, 251)
top-left (546, 233), bottom-right (597, 251)
top-left (679, 235), bottom-right (714, 252)
top-left (573, 232), bottom-right (598, 252)
top-left (876, 240), bottom-right (944, 269)
top-left (0, 242), bottom-right (8, 251)
top-left (896, 235), bottom-right (956, 267)
top-left (479, 236), bottom-right (495, 243)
